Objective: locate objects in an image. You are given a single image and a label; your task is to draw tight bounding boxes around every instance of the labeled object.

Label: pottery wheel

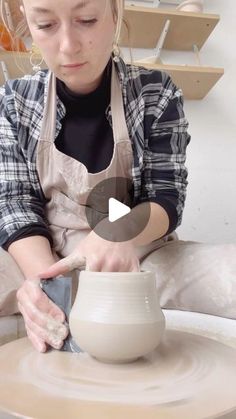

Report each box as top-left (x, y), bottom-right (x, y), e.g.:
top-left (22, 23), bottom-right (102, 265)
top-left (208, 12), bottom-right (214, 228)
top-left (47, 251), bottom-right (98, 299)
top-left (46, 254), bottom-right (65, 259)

top-left (0, 311), bottom-right (236, 419)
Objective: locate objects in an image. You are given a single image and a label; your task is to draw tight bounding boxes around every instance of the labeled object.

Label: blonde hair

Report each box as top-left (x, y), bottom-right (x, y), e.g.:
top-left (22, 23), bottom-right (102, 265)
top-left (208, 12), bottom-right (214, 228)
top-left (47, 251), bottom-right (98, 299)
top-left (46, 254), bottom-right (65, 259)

top-left (0, 0), bottom-right (124, 48)
top-left (111, 0), bottom-right (124, 46)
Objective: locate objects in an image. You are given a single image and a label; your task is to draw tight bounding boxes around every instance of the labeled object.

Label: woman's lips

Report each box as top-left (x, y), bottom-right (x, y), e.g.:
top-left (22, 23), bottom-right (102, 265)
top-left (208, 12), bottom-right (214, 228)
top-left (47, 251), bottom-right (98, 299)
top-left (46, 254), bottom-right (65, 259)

top-left (62, 62), bottom-right (86, 68)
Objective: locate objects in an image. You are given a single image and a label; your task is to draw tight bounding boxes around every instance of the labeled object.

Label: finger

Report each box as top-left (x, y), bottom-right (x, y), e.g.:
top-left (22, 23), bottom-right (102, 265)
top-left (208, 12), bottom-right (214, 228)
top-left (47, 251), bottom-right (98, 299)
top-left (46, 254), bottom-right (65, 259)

top-left (26, 327), bottom-right (47, 353)
top-left (99, 255), bottom-right (140, 272)
top-left (18, 280), bottom-right (65, 323)
top-left (19, 302), bottom-right (68, 349)
top-left (130, 257), bottom-right (140, 272)
top-left (37, 287), bottom-right (66, 322)
top-left (85, 255), bottom-right (102, 272)
top-left (130, 261), bottom-right (140, 272)
top-left (19, 302), bottom-right (48, 351)
top-left (19, 298), bottom-right (67, 338)
top-left (39, 253), bottom-right (86, 278)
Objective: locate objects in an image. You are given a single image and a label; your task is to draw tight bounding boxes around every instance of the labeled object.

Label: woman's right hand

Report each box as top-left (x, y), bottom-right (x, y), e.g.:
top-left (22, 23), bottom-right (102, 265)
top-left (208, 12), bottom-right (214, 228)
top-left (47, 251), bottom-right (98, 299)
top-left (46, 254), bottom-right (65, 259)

top-left (17, 277), bottom-right (69, 352)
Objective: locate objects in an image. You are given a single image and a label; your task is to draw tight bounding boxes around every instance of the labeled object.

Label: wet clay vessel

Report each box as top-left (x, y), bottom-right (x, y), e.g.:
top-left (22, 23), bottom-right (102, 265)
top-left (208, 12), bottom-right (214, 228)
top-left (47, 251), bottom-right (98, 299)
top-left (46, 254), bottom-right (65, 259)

top-left (69, 271), bottom-right (165, 363)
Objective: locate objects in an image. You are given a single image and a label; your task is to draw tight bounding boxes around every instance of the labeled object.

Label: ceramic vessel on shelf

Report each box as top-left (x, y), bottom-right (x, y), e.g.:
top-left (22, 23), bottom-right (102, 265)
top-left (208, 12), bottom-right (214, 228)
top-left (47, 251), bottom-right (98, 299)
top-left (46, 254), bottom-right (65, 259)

top-left (177, 0), bottom-right (204, 13)
top-left (69, 270), bottom-right (165, 363)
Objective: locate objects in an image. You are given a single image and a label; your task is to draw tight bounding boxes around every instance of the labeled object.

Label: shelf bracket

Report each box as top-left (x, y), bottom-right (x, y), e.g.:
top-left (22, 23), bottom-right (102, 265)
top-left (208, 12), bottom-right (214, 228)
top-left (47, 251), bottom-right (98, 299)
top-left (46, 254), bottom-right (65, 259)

top-left (136, 19), bottom-right (171, 64)
top-left (0, 60), bottom-right (10, 82)
top-left (193, 44), bottom-right (202, 66)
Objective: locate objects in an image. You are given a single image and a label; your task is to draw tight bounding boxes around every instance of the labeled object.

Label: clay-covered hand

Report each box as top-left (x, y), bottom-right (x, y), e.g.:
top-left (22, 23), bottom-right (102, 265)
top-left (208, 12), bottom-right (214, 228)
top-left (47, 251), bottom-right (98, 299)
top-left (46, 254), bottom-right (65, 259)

top-left (39, 230), bottom-right (140, 277)
top-left (17, 278), bottom-right (69, 352)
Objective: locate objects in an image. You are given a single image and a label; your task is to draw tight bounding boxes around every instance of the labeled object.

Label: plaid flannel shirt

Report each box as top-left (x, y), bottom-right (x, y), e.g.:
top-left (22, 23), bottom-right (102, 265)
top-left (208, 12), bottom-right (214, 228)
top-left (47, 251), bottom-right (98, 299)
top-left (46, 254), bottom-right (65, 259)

top-left (0, 58), bottom-right (190, 247)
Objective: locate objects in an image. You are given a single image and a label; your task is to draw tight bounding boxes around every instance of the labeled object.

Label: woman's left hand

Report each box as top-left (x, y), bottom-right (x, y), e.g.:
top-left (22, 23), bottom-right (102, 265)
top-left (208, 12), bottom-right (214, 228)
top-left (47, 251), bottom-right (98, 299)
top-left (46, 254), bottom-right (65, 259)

top-left (39, 229), bottom-right (140, 278)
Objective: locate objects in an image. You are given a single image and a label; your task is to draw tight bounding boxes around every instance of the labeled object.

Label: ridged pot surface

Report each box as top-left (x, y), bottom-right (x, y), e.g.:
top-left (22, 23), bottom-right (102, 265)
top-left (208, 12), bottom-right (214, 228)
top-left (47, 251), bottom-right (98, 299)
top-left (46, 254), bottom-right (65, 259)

top-left (69, 271), bottom-right (165, 363)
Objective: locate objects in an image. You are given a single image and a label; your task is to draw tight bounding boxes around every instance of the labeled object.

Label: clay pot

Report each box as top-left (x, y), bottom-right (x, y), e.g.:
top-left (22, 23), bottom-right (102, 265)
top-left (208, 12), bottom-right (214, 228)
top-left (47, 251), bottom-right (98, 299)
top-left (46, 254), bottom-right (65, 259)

top-left (177, 0), bottom-right (204, 13)
top-left (69, 271), bottom-right (165, 363)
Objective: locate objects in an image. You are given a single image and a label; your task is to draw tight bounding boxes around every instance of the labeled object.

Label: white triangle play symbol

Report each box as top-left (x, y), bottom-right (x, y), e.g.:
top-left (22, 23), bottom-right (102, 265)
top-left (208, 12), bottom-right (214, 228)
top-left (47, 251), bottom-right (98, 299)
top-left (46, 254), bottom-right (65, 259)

top-left (108, 198), bottom-right (131, 222)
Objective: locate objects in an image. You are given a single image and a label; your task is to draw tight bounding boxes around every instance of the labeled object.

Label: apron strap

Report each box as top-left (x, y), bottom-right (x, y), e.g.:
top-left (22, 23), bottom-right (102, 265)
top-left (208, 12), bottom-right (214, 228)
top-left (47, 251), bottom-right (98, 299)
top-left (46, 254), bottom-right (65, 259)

top-left (40, 71), bottom-right (57, 141)
top-left (40, 61), bottom-right (130, 145)
top-left (110, 60), bottom-right (130, 144)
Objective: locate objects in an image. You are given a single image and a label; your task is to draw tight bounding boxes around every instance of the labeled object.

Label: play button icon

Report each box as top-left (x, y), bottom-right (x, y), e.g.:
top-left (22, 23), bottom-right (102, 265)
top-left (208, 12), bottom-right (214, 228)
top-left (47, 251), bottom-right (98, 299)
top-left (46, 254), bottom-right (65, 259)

top-left (108, 198), bottom-right (131, 222)
top-left (85, 177), bottom-right (151, 242)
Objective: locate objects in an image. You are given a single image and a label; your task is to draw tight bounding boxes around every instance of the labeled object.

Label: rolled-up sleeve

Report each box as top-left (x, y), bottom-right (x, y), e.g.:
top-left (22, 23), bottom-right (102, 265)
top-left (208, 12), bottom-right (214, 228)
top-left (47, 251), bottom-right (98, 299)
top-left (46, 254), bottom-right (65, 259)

top-left (0, 83), bottom-right (50, 247)
top-left (141, 76), bottom-right (190, 232)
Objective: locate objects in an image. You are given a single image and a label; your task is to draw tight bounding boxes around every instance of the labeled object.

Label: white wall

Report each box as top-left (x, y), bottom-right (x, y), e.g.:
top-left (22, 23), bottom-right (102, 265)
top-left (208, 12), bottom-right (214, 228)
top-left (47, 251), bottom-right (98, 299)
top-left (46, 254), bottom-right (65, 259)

top-left (179, 0), bottom-right (236, 243)
top-left (123, 0), bottom-right (236, 243)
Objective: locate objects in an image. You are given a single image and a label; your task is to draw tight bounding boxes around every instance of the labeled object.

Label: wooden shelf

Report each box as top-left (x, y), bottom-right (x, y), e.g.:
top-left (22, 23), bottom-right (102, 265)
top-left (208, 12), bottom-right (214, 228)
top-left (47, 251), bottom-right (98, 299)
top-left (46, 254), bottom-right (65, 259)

top-left (120, 6), bottom-right (219, 50)
top-left (0, 51), bottom-right (44, 86)
top-left (133, 61), bottom-right (224, 99)
top-left (0, 52), bottom-right (224, 100)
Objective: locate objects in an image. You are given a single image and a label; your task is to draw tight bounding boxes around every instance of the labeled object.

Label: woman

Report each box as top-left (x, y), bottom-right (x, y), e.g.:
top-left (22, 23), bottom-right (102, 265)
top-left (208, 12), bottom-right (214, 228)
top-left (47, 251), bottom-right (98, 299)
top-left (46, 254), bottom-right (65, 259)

top-left (0, 0), bottom-right (190, 351)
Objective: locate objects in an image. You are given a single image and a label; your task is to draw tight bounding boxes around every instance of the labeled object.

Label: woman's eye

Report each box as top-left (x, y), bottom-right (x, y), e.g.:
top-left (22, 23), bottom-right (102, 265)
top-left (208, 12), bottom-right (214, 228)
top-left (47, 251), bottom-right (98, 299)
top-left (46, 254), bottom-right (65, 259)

top-left (79, 19), bottom-right (97, 25)
top-left (36, 24), bottom-right (53, 30)
top-left (36, 18), bottom-right (97, 30)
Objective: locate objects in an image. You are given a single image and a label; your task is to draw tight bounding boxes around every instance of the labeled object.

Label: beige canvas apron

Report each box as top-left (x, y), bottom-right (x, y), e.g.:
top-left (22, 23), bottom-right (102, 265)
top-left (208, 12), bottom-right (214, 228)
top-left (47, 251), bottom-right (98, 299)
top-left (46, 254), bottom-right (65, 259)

top-left (36, 62), bottom-right (171, 260)
top-left (36, 62), bottom-right (135, 258)
top-left (1, 62), bottom-right (235, 320)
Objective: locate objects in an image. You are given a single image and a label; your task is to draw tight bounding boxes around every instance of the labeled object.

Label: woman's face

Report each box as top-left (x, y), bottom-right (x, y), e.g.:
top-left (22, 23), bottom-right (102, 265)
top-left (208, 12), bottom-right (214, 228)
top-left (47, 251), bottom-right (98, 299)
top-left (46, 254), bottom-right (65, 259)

top-left (22, 0), bottom-right (116, 93)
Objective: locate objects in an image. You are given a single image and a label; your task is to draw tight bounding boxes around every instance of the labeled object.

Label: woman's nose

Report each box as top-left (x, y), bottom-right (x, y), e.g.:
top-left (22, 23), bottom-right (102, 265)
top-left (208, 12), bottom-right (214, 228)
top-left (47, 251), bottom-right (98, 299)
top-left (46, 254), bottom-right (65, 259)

top-left (59, 27), bottom-right (81, 55)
